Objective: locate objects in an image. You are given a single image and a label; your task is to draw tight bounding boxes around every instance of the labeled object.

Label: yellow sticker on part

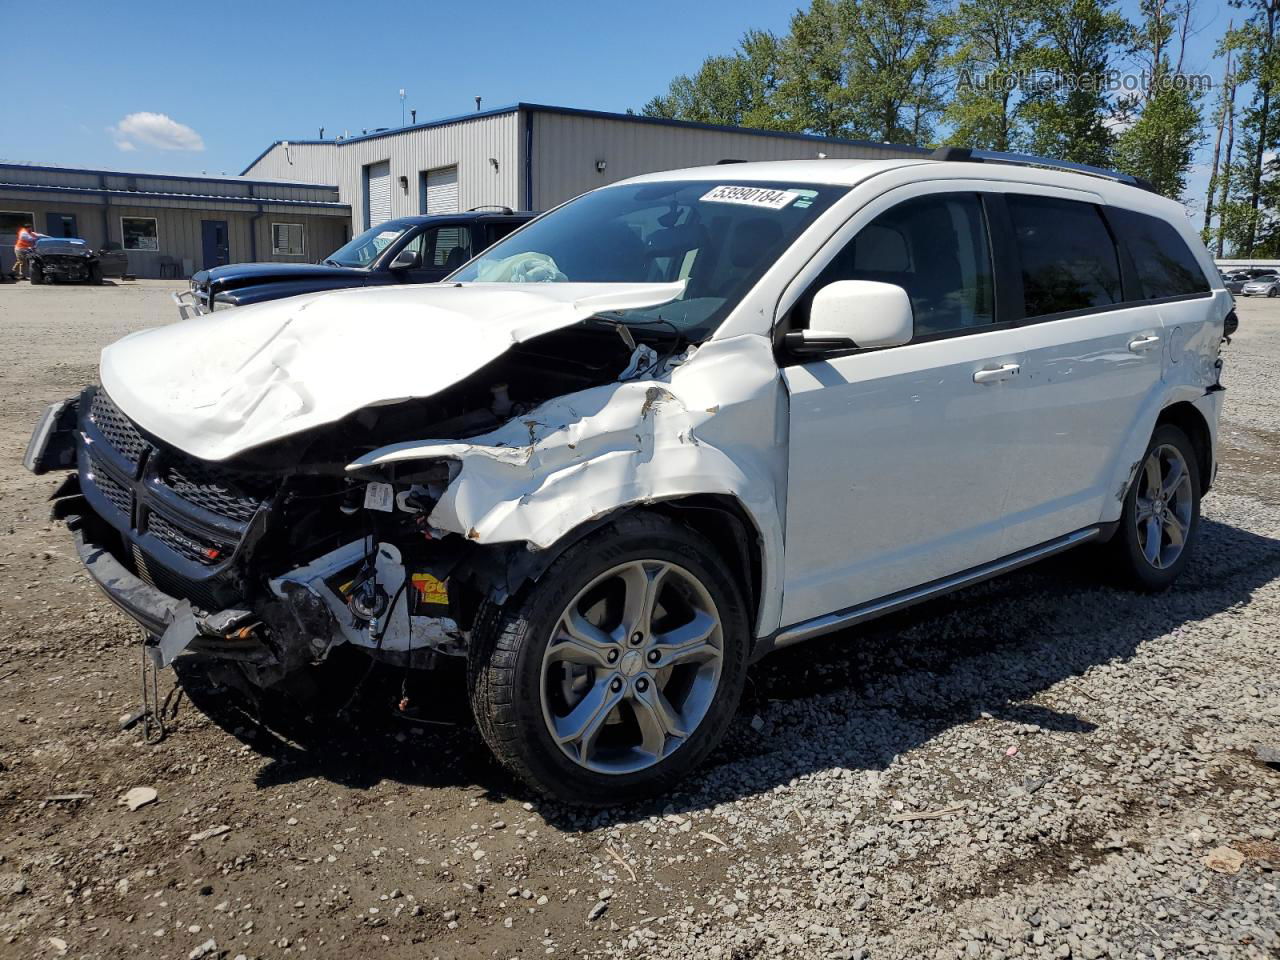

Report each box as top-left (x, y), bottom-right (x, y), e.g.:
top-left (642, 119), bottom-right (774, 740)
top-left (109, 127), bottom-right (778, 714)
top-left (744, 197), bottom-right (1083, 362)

top-left (411, 574), bottom-right (449, 605)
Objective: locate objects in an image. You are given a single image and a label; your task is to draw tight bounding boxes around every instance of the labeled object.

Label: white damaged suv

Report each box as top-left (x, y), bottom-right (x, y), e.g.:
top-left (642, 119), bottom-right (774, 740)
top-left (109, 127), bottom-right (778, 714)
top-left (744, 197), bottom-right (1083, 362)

top-left (26, 152), bottom-right (1232, 805)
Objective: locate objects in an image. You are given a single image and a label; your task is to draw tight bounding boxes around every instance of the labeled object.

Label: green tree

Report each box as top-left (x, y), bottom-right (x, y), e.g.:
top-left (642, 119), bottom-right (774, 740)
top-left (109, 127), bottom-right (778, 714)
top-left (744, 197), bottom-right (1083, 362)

top-left (941, 0), bottom-right (1039, 150)
top-left (834, 0), bottom-right (951, 144)
top-left (1018, 0), bottom-right (1131, 166)
top-left (1230, 0), bottom-right (1279, 257)
top-left (640, 30), bottom-right (787, 129)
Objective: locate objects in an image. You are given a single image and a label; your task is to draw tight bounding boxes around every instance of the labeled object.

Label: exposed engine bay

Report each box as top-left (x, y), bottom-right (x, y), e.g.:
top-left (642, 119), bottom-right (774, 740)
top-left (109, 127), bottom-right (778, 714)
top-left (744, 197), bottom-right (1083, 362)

top-left (42, 320), bottom-right (699, 693)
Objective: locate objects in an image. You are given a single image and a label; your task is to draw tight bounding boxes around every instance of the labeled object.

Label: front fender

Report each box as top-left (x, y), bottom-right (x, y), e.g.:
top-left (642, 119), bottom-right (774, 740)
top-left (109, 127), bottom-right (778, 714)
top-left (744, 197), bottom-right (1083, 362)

top-left (349, 335), bottom-right (789, 637)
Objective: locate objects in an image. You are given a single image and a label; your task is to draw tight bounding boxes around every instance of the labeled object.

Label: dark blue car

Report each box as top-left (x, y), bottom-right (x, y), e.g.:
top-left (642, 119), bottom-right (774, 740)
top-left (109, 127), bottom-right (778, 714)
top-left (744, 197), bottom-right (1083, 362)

top-left (175, 209), bottom-right (535, 317)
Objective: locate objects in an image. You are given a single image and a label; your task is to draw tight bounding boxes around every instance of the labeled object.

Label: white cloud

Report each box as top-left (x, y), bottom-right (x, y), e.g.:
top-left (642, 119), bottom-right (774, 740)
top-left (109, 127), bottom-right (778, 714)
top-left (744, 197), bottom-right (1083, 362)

top-left (109, 112), bottom-right (204, 152)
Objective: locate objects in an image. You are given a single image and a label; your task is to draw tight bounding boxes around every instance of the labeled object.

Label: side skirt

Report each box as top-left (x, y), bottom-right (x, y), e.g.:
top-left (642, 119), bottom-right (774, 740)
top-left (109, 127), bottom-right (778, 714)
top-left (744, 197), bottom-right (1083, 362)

top-left (752, 525), bottom-right (1110, 661)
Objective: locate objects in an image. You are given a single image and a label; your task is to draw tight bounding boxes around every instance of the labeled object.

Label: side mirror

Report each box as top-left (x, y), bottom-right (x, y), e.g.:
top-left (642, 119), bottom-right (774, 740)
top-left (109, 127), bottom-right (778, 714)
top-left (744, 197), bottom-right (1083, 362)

top-left (389, 248), bottom-right (420, 271)
top-left (785, 280), bottom-right (913, 356)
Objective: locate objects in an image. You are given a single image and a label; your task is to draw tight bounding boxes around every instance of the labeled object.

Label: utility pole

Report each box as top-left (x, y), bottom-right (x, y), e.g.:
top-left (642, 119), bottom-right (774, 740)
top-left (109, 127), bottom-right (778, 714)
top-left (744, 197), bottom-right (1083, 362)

top-left (400, 88), bottom-right (406, 126)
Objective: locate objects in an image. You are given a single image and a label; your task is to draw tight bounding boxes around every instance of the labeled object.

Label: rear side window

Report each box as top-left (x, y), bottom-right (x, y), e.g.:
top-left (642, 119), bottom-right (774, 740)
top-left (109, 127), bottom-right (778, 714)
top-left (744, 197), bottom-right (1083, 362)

top-left (804, 193), bottom-right (995, 338)
top-left (1107, 208), bottom-right (1210, 300)
top-left (1007, 196), bottom-right (1122, 318)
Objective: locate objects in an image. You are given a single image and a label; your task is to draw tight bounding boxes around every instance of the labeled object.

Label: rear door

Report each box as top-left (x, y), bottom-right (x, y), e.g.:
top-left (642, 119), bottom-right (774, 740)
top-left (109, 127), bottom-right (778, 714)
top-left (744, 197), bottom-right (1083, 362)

top-left (780, 190), bottom-right (1026, 627)
top-left (997, 193), bottom-right (1165, 552)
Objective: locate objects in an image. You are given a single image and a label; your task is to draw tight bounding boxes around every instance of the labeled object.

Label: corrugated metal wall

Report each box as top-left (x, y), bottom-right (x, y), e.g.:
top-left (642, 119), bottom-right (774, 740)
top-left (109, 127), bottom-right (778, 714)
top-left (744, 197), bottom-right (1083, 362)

top-left (0, 195), bottom-right (347, 278)
top-left (240, 143), bottom-right (342, 186)
top-left (527, 111), bottom-right (919, 208)
top-left (333, 112), bottom-right (522, 229)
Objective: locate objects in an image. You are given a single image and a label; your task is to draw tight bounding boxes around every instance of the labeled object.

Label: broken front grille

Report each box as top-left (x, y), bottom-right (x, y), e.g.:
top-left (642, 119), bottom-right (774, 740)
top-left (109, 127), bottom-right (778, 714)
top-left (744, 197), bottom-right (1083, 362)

top-left (161, 455), bottom-right (273, 525)
top-left (79, 388), bottom-right (278, 611)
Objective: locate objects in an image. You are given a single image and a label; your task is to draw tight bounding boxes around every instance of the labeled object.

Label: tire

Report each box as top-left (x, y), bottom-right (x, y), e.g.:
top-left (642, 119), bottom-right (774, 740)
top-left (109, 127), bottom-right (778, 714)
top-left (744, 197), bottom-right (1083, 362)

top-left (467, 512), bottom-right (751, 806)
top-left (1268, 288), bottom-right (1277, 298)
top-left (89, 263), bottom-right (103, 285)
top-left (29, 262), bottom-right (44, 285)
top-left (1110, 424), bottom-right (1201, 590)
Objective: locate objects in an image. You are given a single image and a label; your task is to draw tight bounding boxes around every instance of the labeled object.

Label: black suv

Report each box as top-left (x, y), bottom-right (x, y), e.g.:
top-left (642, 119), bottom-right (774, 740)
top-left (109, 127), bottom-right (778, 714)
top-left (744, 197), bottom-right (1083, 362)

top-left (178, 209), bottom-right (536, 316)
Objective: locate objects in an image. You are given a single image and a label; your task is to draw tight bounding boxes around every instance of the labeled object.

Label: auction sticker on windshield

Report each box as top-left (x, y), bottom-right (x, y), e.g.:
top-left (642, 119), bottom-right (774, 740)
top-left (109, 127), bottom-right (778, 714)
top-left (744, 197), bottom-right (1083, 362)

top-left (701, 185), bottom-right (799, 209)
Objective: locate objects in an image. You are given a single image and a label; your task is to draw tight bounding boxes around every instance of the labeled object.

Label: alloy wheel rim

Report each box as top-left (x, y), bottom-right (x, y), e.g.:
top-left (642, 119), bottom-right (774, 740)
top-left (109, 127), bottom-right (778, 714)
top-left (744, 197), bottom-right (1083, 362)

top-left (539, 559), bottom-right (724, 775)
top-left (1135, 443), bottom-right (1194, 570)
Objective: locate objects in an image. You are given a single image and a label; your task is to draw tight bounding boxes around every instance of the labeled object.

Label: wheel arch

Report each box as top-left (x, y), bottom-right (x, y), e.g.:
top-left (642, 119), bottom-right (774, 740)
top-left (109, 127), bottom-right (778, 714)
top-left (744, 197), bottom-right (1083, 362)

top-left (1156, 400), bottom-right (1214, 493)
top-left (452, 494), bottom-right (769, 644)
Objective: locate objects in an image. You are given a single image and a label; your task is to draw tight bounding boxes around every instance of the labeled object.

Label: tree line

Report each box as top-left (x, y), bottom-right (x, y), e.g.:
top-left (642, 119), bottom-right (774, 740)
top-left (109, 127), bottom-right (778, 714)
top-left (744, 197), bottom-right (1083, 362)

top-left (640, 0), bottom-right (1279, 258)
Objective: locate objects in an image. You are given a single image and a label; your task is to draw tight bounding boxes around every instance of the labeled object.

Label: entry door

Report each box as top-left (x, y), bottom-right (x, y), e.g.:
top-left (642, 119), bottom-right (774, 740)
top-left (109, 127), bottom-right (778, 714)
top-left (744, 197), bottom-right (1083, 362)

top-left (780, 192), bottom-right (1025, 628)
top-left (47, 213), bottom-right (77, 238)
top-left (200, 220), bottom-right (230, 269)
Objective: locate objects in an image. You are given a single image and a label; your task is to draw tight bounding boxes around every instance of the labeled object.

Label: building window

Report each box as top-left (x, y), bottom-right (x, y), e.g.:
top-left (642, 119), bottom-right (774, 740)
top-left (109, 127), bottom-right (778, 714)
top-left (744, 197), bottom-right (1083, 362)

top-left (121, 217), bottom-right (160, 252)
top-left (271, 222), bottom-right (305, 257)
top-left (0, 211), bottom-right (37, 244)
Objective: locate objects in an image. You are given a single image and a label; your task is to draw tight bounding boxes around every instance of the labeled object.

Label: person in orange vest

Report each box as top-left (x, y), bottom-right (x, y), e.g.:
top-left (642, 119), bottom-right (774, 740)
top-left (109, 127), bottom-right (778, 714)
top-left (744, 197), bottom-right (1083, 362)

top-left (11, 224), bottom-right (41, 280)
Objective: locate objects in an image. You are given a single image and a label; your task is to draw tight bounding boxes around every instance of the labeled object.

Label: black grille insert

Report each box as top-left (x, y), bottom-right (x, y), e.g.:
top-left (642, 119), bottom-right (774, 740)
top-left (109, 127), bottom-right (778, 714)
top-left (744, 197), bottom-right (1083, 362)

top-left (160, 455), bottom-right (270, 524)
top-left (88, 390), bottom-right (147, 466)
top-left (147, 512), bottom-right (229, 567)
top-left (88, 453), bottom-right (132, 518)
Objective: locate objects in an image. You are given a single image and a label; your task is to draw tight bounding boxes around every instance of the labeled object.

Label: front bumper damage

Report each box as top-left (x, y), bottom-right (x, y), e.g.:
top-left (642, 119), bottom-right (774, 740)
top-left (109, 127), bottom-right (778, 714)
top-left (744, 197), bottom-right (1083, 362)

top-left (32, 392), bottom-right (473, 687)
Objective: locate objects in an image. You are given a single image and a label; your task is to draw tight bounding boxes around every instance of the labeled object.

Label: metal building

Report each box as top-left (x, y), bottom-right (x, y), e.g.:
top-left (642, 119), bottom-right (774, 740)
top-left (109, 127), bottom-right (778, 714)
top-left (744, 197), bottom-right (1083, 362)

top-left (241, 103), bottom-right (925, 230)
top-left (0, 162), bottom-right (350, 279)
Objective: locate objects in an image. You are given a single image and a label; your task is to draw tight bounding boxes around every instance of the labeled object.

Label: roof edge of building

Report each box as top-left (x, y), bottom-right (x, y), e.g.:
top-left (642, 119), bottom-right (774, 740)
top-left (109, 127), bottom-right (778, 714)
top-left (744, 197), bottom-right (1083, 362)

top-left (0, 160), bottom-right (338, 191)
top-left (238, 102), bottom-right (932, 175)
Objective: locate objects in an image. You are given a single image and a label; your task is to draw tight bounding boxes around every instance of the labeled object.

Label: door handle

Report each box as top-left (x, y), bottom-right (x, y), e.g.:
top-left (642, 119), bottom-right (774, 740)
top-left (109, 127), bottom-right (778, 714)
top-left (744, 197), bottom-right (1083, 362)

top-left (973, 363), bottom-right (1021, 384)
top-left (1128, 335), bottom-right (1161, 353)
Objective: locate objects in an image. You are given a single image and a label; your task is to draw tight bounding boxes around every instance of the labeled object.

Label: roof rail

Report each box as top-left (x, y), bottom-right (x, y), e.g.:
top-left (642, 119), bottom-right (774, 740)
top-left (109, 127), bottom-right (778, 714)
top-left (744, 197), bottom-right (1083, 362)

top-left (929, 146), bottom-right (1157, 193)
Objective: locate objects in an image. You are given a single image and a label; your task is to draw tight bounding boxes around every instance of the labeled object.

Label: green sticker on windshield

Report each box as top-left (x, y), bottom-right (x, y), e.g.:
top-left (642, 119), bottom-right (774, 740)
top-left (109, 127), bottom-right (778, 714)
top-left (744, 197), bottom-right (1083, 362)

top-left (789, 189), bottom-right (818, 209)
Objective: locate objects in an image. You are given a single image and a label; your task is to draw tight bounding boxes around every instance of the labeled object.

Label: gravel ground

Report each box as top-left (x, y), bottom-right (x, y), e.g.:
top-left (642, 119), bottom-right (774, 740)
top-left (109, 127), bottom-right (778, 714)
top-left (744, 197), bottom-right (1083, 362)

top-left (0, 280), bottom-right (1277, 960)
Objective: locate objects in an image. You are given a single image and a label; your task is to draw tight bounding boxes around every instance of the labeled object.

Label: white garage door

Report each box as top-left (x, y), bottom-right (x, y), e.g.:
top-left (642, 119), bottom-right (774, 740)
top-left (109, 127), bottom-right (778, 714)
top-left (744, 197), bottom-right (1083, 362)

top-left (366, 160), bottom-right (392, 228)
top-left (424, 166), bottom-right (459, 214)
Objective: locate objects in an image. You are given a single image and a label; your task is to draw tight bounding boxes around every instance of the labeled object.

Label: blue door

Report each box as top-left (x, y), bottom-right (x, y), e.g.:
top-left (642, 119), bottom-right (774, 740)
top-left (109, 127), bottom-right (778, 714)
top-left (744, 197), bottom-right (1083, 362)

top-left (47, 213), bottom-right (77, 237)
top-left (200, 220), bottom-right (230, 269)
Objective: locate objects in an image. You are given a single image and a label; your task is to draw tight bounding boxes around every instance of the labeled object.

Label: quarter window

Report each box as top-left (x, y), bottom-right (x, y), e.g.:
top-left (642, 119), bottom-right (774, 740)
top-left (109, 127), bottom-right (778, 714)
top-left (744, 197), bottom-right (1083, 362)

top-left (1007, 196), bottom-right (1121, 318)
top-left (121, 216), bottom-right (159, 252)
top-left (271, 222), bottom-right (305, 257)
top-left (1107, 208), bottom-right (1210, 300)
top-left (804, 193), bottom-right (995, 337)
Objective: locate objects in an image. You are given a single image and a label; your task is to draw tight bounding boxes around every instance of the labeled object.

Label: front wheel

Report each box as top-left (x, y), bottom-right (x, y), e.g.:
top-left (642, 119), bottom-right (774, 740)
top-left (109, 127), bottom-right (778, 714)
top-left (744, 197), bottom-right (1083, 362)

top-left (29, 262), bottom-right (44, 285)
top-left (1110, 424), bottom-right (1201, 590)
top-left (1268, 288), bottom-right (1278, 298)
top-left (89, 263), bottom-right (103, 285)
top-left (467, 513), bottom-right (750, 806)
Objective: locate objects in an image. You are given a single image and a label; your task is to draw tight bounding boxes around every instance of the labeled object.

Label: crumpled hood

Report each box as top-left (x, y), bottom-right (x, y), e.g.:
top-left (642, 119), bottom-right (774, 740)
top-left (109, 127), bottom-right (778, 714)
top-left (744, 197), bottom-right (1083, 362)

top-left (100, 281), bottom-right (684, 461)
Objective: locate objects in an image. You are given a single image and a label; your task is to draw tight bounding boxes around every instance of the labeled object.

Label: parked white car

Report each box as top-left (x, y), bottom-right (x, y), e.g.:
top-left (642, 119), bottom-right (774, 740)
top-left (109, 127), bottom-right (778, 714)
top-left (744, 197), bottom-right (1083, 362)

top-left (26, 151), bottom-right (1232, 805)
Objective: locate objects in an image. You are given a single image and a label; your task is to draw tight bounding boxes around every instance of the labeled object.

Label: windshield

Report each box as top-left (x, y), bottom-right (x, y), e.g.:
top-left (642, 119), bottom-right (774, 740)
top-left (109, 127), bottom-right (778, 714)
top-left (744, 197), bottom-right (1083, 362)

top-left (450, 180), bottom-right (845, 340)
top-left (324, 222), bottom-right (414, 267)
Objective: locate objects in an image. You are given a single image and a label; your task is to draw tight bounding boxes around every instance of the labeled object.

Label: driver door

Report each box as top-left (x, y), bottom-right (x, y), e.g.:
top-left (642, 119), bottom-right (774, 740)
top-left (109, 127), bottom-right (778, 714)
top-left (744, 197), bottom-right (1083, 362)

top-left (780, 191), bottom-right (1026, 628)
top-left (391, 225), bottom-right (472, 283)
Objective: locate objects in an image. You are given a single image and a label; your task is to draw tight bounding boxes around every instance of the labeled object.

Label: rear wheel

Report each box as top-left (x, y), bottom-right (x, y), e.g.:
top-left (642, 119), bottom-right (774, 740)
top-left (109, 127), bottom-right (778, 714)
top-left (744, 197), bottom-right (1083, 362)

top-left (1110, 424), bottom-right (1201, 590)
top-left (467, 513), bottom-right (750, 806)
top-left (29, 262), bottom-right (44, 285)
